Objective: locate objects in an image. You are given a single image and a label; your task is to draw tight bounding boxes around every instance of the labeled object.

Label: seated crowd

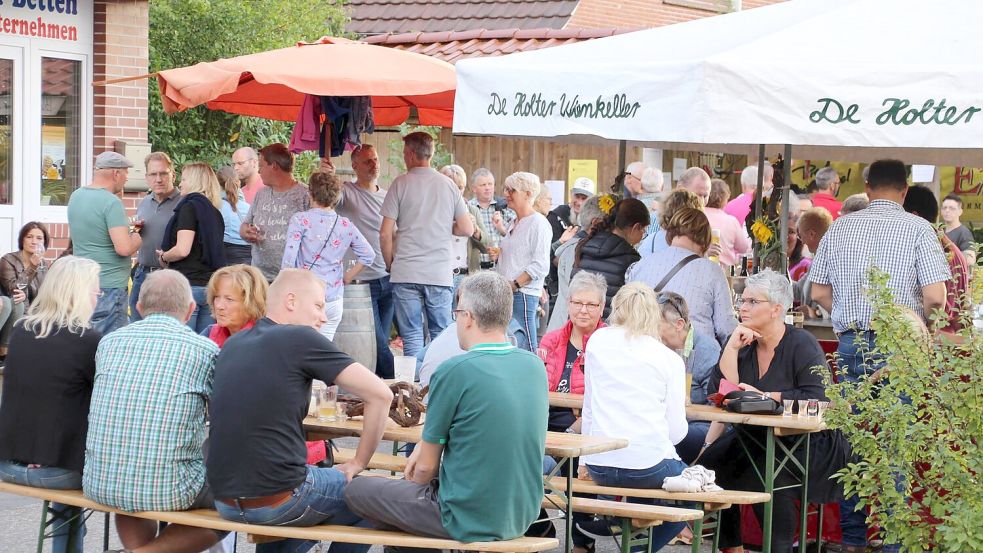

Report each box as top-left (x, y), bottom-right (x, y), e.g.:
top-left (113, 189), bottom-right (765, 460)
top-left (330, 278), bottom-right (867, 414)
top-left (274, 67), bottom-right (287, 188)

top-left (0, 151), bottom-right (968, 553)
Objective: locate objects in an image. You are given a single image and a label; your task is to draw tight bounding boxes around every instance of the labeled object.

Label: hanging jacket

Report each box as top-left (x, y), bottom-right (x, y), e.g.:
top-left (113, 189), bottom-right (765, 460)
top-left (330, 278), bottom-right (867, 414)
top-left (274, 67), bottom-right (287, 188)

top-left (540, 319), bottom-right (606, 395)
top-left (572, 230), bottom-right (640, 318)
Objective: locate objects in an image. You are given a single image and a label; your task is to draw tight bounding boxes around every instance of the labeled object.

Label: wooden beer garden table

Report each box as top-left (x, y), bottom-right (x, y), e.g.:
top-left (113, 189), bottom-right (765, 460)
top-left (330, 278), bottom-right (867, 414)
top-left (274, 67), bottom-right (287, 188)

top-left (548, 394), bottom-right (828, 553)
top-left (304, 415), bottom-right (628, 553)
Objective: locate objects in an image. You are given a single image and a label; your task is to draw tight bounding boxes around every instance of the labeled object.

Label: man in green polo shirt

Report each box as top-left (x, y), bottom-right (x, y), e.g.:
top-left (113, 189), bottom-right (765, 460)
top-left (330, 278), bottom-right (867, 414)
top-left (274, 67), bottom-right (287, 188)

top-left (346, 271), bottom-right (548, 543)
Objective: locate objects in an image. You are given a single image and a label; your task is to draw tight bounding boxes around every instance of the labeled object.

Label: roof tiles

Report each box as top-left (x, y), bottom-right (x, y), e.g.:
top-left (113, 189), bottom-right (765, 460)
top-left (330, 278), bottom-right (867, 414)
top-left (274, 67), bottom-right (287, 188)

top-left (346, 0), bottom-right (581, 35)
top-left (360, 27), bottom-right (635, 64)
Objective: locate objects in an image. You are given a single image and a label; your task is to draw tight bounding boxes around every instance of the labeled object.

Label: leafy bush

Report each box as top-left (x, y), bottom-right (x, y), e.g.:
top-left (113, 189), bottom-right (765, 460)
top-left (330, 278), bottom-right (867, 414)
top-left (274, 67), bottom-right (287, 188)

top-left (824, 268), bottom-right (982, 551)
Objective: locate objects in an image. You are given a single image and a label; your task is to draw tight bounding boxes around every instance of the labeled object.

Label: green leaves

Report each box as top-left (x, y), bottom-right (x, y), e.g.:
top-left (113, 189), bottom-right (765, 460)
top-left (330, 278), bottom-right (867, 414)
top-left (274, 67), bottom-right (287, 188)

top-left (823, 266), bottom-right (982, 551)
top-left (148, 0), bottom-right (349, 171)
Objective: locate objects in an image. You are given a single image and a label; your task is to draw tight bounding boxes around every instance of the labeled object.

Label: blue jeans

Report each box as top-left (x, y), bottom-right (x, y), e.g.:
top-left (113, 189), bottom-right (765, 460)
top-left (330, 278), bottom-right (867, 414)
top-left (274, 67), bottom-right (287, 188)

top-left (367, 276), bottom-right (395, 379)
top-left (91, 286), bottom-right (127, 335)
top-left (836, 331), bottom-right (899, 553)
top-left (392, 282), bottom-right (452, 358)
top-left (0, 461), bottom-right (85, 553)
top-left (129, 266), bottom-right (150, 323)
top-left (587, 459), bottom-right (689, 552)
top-left (187, 285), bottom-right (215, 334)
top-left (214, 466), bottom-right (370, 553)
top-left (512, 291), bottom-right (539, 352)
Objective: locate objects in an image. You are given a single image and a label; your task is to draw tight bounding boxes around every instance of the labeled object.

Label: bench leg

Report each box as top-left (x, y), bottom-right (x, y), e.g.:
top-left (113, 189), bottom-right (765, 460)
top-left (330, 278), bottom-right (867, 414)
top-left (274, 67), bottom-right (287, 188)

top-left (36, 500), bottom-right (48, 553)
top-left (762, 428), bottom-right (776, 553)
top-left (104, 512), bottom-right (111, 550)
top-left (691, 508), bottom-right (704, 553)
top-left (798, 433), bottom-right (811, 553)
top-left (816, 503), bottom-right (824, 553)
top-left (712, 511), bottom-right (722, 552)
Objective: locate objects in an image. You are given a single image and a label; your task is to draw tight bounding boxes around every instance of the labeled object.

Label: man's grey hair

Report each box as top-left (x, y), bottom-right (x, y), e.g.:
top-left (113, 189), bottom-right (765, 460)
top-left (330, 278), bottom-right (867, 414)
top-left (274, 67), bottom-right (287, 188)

top-left (640, 167), bottom-right (664, 193)
top-left (740, 164), bottom-right (775, 190)
top-left (138, 269), bottom-right (193, 319)
top-left (351, 143), bottom-right (376, 162)
top-left (457, 271), bottom-right (513, 331)
top-left (578, 195), bottom-right (605, 228)
top-left (815, 167), bottom-right (839, 190)
top-left (568, 271), bottom-right (608, 307)
top-left (403, 131), bottom-right (434, 161)
top-left (677, 167), bottom-right (710, 190)
top-left (841, 193), bottom-right (870, 214)
top-left (745, 269), bottom-right (793, 311)
top-left (471, 167), bottom-right (494, 183)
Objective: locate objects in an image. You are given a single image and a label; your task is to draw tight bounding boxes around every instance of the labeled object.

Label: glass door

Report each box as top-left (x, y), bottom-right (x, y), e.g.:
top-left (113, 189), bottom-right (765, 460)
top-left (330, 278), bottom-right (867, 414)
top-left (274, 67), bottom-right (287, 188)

top-left (0, 46), bottom-right (24, 253)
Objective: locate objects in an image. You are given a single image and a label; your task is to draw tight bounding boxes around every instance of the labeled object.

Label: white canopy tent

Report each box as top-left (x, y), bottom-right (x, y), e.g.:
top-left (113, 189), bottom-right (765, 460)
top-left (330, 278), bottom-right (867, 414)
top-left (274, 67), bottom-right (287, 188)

top-left (453, 0), bottom-right (983, 165)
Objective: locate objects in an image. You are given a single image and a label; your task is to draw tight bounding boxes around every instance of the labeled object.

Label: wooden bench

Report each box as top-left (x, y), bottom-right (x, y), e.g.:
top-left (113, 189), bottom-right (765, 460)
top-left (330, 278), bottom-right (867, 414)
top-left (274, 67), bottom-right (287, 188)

top-left (335, 449), bottom-right (705, 553)
top-left (0, 482), bottom-right (558, 552)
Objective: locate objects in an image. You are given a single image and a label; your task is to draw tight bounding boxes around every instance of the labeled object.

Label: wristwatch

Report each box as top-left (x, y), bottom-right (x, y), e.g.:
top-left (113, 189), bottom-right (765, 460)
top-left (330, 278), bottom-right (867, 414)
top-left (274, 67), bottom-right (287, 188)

top-left (513, 280), bottom-right (521, 291)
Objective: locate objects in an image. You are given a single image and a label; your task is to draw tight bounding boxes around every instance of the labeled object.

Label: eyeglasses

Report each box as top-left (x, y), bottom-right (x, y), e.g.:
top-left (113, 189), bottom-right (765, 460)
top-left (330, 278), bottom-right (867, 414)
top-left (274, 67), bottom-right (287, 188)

top-left (451, 309), bottom-right (470, 321)
top-left (146, 171), bottom-right (171, 180)
top-left (568, 300), bottom-right (601, 312)
top-left (656, 292), bottom-right (685, 318)
top-left (736, 297), bottom-right (769, 307)
top-left (504, 186), bottom-right (516, 195)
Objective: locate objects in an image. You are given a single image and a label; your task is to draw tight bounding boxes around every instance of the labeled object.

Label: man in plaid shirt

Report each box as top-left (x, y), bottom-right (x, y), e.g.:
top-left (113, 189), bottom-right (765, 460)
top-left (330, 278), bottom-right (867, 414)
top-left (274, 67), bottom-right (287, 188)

top-left (84, 270), bottom-right (225, 552)
top-left (808, 159), bottom-right (950, 553)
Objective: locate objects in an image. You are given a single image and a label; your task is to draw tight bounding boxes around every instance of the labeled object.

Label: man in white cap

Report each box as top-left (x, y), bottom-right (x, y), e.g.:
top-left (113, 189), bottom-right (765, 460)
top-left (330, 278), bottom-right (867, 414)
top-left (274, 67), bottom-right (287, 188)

top-left (67, 151), bottom-right (143, 334)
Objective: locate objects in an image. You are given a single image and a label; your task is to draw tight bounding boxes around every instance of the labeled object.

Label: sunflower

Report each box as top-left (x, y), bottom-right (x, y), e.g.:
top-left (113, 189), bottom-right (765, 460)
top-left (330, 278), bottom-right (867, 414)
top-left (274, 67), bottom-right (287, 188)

top-left (750, 217), bottom-right (775, 244)
top-left (598, 194), bottom-right (616, 215)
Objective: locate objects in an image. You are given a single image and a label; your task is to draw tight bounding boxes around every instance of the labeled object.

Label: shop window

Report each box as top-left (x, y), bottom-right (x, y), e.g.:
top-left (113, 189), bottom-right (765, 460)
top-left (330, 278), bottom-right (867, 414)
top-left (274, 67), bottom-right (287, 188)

top-left (40, 58), bottom-right (81, 206)
top-left (0, 58), bottom-right (11, 205)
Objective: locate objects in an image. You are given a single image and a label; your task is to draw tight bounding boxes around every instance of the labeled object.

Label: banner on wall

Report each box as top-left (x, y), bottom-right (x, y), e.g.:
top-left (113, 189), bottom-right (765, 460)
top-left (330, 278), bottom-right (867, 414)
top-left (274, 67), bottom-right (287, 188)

top-left (939, 167), bottom-right (983, 224)
top-left (567, 159), bottom-right (598, 197)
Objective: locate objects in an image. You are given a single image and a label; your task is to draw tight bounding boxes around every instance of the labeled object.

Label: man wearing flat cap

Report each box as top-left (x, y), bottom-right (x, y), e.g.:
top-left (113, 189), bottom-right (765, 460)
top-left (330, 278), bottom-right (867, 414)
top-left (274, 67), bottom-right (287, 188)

top-left (67, 151), bottom-right (143, 334)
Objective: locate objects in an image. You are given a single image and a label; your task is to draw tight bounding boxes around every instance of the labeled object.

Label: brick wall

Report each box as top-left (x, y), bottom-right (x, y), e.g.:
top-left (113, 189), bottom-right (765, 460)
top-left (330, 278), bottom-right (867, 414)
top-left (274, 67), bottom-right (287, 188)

top-left (565, 0), bottom-right (786, 29)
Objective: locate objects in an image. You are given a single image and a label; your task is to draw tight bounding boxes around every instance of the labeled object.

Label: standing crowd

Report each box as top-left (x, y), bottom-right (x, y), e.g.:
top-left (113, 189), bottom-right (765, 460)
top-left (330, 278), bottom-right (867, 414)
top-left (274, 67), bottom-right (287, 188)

top-left (0, 137), bottom-right (974, 553)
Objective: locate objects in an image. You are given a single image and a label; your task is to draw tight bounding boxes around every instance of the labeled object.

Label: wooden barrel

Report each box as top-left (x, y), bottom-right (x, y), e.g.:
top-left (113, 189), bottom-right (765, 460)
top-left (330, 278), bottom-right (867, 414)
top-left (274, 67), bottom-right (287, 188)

top-left (333, 283), bottom-right (377, 372)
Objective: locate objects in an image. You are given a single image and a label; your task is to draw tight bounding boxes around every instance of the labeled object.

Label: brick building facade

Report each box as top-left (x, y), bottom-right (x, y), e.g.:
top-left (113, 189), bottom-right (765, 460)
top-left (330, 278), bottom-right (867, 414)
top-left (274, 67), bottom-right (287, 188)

top-left (1, 0), bottom-right (149, 258)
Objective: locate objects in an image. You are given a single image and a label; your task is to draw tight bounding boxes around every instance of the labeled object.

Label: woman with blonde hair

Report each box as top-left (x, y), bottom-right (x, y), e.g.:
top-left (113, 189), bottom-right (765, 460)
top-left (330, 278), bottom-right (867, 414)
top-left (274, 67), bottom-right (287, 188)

top-left (0, 256), bottom-right (102, 553)
top-left (579, 282), bottom-right (689, 552)
top-left (495, 171), bottom-right (553, 350)
top-left (201, 264), bottom-right (268, 347)
top-left (157, 162), bottom-right (228, 332)
top-left (216, 166), bottom-right (252, 265)
top-left (282, 171), bottom-right (374, 340)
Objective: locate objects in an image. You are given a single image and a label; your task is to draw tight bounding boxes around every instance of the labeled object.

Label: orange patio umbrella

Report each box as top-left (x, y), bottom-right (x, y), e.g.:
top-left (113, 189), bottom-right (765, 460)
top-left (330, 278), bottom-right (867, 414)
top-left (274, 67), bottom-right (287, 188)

top-left (147, 37), bottom-right (456, 127)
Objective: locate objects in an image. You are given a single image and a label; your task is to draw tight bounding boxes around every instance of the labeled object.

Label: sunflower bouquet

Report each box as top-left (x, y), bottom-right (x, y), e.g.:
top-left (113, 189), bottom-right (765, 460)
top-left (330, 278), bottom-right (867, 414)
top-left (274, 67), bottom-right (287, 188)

top-left (750, 216), bottom-right (782, 267)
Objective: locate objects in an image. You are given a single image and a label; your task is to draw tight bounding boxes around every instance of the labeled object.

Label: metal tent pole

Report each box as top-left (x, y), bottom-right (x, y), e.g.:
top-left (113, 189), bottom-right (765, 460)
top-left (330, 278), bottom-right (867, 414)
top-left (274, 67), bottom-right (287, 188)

top-left (752, 145), bottom-right (766, 273)
top-left (779, 144), bottom-right (792, 275)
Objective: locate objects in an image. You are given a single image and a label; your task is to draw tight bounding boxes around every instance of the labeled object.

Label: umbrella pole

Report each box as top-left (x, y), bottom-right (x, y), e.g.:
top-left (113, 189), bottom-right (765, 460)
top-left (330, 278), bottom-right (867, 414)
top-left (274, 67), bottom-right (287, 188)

top-left (752, 145), bottom-right (765, 273)
top-left (778, 143), bottom-right (792, 275)
top-left (617, 140), bottom-right (627, 195)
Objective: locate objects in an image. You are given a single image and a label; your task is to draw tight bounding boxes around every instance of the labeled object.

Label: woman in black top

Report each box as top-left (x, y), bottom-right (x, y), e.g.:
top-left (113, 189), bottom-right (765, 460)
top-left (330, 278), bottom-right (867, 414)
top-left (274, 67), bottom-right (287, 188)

top-left (0, 256), bottom-right (103, 553)
top-left (157, 163), bottom-right (228, 333)
top-left (572, 198), bottom-right (649, 318)
top-left (700, 269), bottom-right (849, 553)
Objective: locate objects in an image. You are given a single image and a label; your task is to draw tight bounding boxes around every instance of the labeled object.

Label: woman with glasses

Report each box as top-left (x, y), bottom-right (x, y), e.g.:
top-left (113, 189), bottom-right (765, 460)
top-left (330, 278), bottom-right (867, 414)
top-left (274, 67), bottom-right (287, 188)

top-left (534, 270), bottom-right (609, 550)
top-left (654, 291), bottom-right (720, 464)
top-left (580, 282), bottom-right (689, 552)
top-left (0, 256), bottom-right (103, 553)
top-left (572, 198), bottom-right (649, 319)
top-left (699, 269), bottom-right (847, 553)
top-left (627, 207), bottom-right (737, 346)
top-left (495, 172), bottom-right (552, 351)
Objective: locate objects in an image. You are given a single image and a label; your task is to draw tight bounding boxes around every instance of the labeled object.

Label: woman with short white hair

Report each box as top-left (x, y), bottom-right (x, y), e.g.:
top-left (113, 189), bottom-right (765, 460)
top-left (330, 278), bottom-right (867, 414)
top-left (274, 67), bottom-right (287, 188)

top-left (700, 269), bottom-right (847, 553)
top-left (496, 172), bottom-right (552, 350)
top-left (0, 256), bottom-right (103, 553)
top-left (580, 282), bottom-right (689, 552)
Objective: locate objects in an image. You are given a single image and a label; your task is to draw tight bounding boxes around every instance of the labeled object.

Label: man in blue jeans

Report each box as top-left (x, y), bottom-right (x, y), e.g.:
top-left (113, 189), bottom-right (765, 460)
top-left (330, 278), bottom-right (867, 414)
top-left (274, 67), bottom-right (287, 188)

top-left (67, 151), bottom-right (142, 335)
top-left (380, 132), bottom-right (473, 357)
top-left (207, 269), bottom-right (393, 553)
top-left (335, 144), bottom-right (395, 378)
top-left (809, 159), bottom-right (950, 553)
top-left (129, 151), bottom-right (181, 322)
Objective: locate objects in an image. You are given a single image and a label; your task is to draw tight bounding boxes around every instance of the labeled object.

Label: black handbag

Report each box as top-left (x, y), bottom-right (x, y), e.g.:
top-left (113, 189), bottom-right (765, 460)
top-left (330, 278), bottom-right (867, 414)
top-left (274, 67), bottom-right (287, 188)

top-left (723, 390), bottom-right (783, 415)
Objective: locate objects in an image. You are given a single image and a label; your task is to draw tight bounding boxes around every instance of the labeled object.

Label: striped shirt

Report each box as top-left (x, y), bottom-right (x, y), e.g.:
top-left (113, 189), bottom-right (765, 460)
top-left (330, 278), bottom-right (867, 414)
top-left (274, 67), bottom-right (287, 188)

top-left (809, 200), bottom-right (951, 334)
top-left (468, 198), bottom-right (515, 263)
top-left (83, 314), bottom-right (218, 512)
